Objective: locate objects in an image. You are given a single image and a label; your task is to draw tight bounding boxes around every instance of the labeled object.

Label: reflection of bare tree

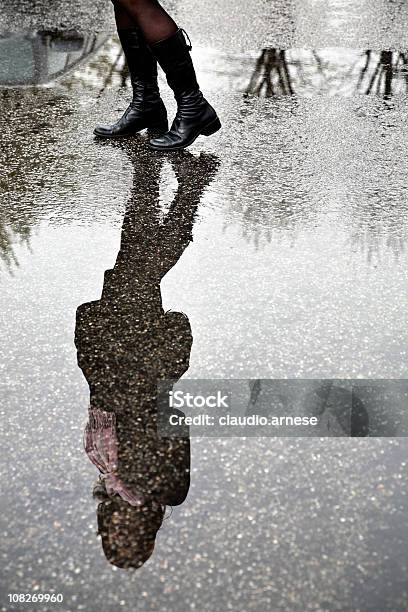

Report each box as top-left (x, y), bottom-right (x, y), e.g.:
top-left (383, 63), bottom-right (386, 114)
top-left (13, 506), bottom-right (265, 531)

top-left (247, 48), bottom-right (408, 98)
top-left (246, 48), bottom-right (333, 97)
top-left (0, 88), bottom-right (71, 271)
top-left (241, 48), bottom-right (408, 260)
top-left (346, 152), bottom-right (408, 265)
top-left (0, 223), bottom-right (31, 271)
top-left (0, 36), bottom-right (128, 271)
top-left (245, 49), bottom-right (294, 96)
top-left (220, 93), bottom-right (315, 250)
top-left (349, 228), bottom-right (406, 265)
top-left (357, 50), bottom-right (408, 97)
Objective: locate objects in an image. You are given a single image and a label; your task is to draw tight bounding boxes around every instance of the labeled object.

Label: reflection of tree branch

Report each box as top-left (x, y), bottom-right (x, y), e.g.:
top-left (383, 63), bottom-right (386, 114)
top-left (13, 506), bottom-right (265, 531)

top-left (383, 51), bottom-right (393, 96)
top-left (356, 50), bottom-right (371, 90)
top-left (280, 50), bottom-right (294, 94)
top-left (0, 222), bottom-right (31, 272)
top-left (401, 53), bottom-right (408, 92)
top-left (97, 44), bottom-right (126, 98)
top-left (365, 58), bottom-right (380, 94)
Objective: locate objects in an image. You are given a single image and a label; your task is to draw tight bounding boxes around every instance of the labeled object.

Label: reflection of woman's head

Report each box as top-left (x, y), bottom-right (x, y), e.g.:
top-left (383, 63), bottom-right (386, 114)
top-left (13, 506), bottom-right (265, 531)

top-left (97, 499), bottom-right (165, 569)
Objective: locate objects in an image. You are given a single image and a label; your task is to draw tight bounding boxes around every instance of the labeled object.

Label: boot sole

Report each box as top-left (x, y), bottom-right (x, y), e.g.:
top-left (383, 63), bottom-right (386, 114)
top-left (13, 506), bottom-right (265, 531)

top-left (148, 116), bottom-right (222, 152)
top-left (93, 123), bottom-right (169, 139)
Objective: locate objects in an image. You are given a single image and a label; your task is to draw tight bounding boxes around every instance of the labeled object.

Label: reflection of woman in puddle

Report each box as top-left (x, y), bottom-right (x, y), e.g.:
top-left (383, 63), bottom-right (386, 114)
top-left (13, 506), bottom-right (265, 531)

top-left (75, 147), bottom-right (219, 568)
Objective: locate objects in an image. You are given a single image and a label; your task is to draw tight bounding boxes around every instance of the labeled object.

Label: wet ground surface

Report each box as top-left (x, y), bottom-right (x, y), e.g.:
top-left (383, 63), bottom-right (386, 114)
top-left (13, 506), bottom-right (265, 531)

top-left (1, 1), bottom-right (408, 611)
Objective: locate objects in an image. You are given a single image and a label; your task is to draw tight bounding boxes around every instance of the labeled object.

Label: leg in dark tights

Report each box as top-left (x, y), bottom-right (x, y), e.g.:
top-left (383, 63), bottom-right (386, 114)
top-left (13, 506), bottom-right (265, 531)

top-left (113, 0), bottom-right (178, 44)
top-left (93, 0), bottom-right (169, 137)
top-left (113, 1), bottom-right (137, 30)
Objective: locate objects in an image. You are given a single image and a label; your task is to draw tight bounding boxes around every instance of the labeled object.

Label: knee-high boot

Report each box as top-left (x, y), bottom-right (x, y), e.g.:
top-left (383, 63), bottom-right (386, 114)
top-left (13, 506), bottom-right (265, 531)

top-left (148, 29), bottom-right (221, 151)
top-left (94, 28), bottom-right (168, 138)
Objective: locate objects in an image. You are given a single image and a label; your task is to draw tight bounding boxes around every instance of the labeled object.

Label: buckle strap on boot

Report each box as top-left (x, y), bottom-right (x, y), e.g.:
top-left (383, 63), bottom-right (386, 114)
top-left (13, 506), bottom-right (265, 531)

top-left (180, 28), bottom-right (192, 51)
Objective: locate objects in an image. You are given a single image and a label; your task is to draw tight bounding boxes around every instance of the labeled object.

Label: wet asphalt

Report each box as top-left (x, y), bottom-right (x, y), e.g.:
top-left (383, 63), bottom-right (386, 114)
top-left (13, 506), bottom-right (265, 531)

top-left (1, 1), bottom-right (408, 611)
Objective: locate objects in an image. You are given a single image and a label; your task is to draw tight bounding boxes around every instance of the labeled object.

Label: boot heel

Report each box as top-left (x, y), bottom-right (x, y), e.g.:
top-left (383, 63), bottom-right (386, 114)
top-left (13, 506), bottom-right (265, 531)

top-left (201, 117), bottom-right (221, 137)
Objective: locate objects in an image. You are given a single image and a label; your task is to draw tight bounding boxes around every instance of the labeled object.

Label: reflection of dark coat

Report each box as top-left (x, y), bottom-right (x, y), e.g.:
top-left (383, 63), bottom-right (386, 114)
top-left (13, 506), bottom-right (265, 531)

top-left (75, 296), bottom-right (192, 506)
top-left (75, 282), bottom-right (192, 411)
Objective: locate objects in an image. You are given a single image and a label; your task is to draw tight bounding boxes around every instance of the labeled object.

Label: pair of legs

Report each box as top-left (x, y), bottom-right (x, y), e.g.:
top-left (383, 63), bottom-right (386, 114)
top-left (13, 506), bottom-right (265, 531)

top-left (112, 0), bottom-right (177, 45)
top-left (95, 0), bottom-right (221, 150)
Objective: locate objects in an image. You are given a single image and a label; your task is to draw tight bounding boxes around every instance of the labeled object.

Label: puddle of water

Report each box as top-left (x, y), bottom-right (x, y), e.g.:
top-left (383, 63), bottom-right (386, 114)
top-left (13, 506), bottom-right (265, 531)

top-left (1, 13), bottom-right (408, 612)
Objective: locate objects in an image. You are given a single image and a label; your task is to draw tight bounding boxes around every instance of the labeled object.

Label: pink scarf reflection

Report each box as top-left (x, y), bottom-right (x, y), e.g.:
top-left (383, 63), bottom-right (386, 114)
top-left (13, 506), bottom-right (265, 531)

top-left (84, 407), bottom-right (145, 507)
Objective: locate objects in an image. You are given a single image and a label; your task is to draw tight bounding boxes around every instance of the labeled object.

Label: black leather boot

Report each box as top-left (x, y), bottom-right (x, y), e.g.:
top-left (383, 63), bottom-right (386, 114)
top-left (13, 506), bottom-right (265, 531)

top-left (148, 29), bottom-right (221, 151)
top-left (94, 28), bottom-right (168, 138)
